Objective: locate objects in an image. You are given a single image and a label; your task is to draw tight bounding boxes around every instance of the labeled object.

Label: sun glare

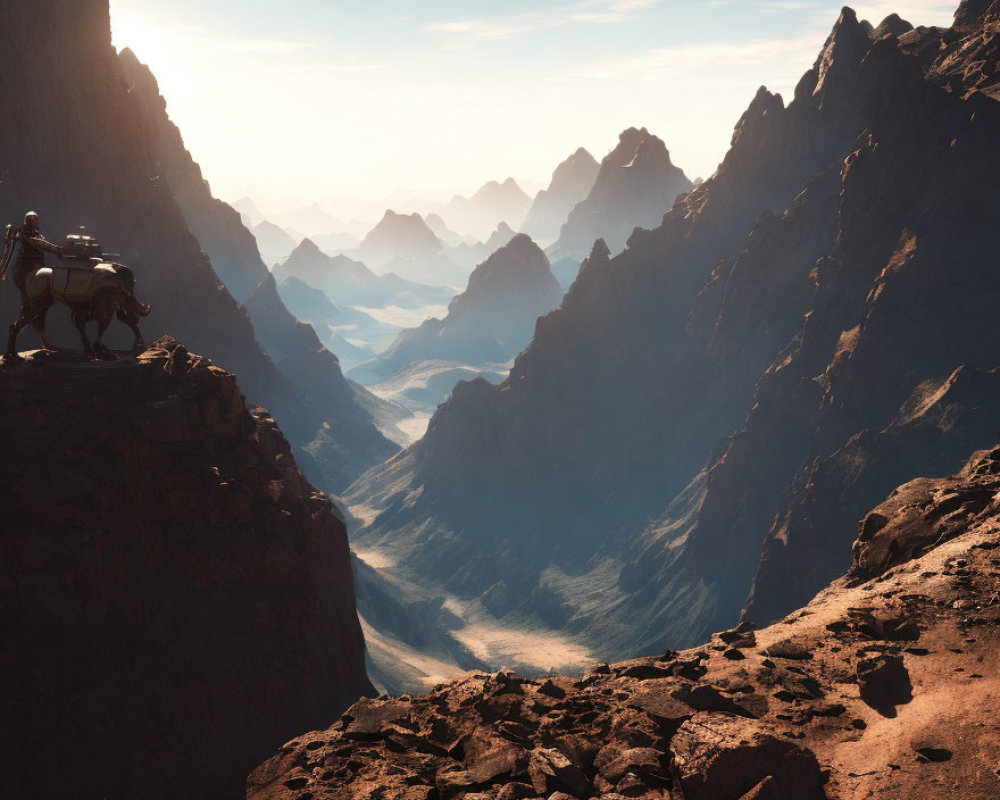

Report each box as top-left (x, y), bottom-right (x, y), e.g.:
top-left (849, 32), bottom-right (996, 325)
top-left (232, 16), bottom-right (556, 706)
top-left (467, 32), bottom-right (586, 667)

top-left (109, 5), bottom-right (194, 101)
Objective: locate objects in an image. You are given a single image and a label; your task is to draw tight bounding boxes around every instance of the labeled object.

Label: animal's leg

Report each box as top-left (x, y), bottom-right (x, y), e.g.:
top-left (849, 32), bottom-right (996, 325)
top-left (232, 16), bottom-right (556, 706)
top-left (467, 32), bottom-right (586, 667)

top-left (73, 310), bottom-right (95, 359)
top-left (34, 296), bottom-right (55, 350)
top-left (94, 311), bottom-right (115, 360)
top-left (117, 304), bottom-right (146, 351)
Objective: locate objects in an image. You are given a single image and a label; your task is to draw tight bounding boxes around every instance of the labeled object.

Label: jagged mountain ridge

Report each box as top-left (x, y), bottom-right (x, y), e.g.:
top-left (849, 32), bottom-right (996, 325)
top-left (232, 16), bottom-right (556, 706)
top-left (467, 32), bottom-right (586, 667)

top-left (0, 340), bottom-right (373, 800)
top-left (346, 3), bottom-right (1000, 666)
top-left (521, 147), bottom-right (600, 246)
top-left (117, 49), bottom-right (399, 493)
top-left (551, 127), bottom-right (694, 260)
top-left (275, 238), bottom-right (453, 310)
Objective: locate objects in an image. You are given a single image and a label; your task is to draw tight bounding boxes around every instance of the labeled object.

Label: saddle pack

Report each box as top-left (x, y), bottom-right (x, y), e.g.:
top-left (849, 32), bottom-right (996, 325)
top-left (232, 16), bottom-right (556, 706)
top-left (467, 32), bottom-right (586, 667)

top-left (28, 263), bottom-right (120, 304)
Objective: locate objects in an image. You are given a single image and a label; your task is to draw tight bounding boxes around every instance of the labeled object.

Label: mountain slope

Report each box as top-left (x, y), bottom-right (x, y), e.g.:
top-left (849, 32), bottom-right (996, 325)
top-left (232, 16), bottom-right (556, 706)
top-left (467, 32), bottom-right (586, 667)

top-left (350, 234), bottom-right (561, 387)
top-left (275, 238), bottom-right (454, 310)
top-left (345, 4), bottom-right (1000, 665)
top-left (253, 220), bottom-right (299, 268)
top-left (521, 147), bottom-right (600, 245)
top-left (118, 49), bottom-right (398, 493)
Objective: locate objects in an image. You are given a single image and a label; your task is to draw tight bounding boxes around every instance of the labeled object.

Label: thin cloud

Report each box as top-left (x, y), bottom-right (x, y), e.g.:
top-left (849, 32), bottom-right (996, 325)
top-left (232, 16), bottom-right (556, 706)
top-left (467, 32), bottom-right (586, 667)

top-left (423, 0), bottom-right (662, 46)
top-left (756, 1), bottom-right (820, 10)
top-left (560, 30), bottom-right (825, 81)
top-left (849, 0), bottom-right (954, 26)
top-left (188, 37), bottom-right (314, 53)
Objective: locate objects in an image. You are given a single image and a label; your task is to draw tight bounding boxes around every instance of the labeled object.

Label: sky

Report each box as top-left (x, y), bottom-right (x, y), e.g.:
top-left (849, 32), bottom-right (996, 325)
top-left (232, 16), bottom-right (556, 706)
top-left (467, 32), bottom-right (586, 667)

top-left (108, 0), bottom-right (957, 220)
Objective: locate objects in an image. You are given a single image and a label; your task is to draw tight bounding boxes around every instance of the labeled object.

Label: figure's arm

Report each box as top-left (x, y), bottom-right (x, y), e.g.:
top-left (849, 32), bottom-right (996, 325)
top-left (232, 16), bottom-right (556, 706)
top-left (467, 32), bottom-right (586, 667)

top-left (24, 234), bottom-right (63, 257)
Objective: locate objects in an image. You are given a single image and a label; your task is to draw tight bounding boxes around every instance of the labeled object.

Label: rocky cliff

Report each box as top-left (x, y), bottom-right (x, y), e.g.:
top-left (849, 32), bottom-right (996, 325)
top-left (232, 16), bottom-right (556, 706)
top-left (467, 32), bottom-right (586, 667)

top-left (551, 128), bottom-right (693, 260)
top-left (521, 148), bottom-right (600, 246)
top-left (251, 447), bottom-right (1000, 800)
top-left (346, 2), bottom-right (1000, 665)
top-left (352, 235), bottom-right (562, 385)
top-left (0, 340), bottom-right (373, 800)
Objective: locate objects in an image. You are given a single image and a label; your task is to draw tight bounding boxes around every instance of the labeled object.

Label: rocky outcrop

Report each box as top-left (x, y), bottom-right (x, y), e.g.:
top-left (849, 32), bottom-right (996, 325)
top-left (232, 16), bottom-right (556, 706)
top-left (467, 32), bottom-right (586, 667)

top-left (357, 210), bottom-right (466, 287)
top-left (352, 235), bottom-right (560, 387)
top-left (551, 128), bottom-right (693, 259)
top-left (252, 448), bottom-right (1000, 800)
top-left (0, 340), bottom-right (373, 800)
top-left (521, 148), bottom-right (600, 246)
top-left (346, 5), bottom-right (1000, 665)
top-left (929, 0), bottom-right (1000, 97)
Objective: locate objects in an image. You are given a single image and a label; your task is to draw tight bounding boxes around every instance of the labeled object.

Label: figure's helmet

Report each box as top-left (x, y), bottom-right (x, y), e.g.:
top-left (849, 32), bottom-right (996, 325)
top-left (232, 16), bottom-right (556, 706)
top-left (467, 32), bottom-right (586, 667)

top-left (23, 211), bottom-right (39, 229)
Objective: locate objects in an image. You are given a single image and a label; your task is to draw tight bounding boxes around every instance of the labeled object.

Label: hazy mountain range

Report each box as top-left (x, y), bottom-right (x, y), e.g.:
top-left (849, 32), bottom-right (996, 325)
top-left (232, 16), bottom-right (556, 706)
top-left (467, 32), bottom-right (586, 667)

top-left (345, 5), bottom-right (1000, 678)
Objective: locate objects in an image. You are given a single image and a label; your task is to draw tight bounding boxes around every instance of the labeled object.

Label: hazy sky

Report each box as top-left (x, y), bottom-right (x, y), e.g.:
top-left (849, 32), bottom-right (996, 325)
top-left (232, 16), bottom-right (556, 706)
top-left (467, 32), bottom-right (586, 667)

top-left (109, 0), bottom-right (956, 218)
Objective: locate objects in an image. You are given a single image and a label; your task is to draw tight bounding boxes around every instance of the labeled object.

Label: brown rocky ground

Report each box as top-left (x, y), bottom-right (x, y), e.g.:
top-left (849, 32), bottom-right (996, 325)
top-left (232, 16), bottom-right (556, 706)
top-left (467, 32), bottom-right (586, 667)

top-left (249, 449), bottom-right (1000, 800)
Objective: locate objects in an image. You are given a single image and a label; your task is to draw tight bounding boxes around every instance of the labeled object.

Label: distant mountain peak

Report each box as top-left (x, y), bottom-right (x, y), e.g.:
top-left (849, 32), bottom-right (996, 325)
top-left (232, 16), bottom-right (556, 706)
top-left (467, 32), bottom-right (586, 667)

top-left (611, 126), bottom-right (673, 167)
top-left (293, 237), bottom-right (322, 256)
top-left (521, 148), bottom-right (601, 245)
top-left (552, 126), bottom-right (693, 257)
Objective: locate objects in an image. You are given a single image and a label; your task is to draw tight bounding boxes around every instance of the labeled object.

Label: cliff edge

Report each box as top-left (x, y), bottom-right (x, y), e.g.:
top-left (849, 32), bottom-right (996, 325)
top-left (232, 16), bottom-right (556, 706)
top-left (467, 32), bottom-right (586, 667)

top-left (0, 339), bottom-right (374, 800)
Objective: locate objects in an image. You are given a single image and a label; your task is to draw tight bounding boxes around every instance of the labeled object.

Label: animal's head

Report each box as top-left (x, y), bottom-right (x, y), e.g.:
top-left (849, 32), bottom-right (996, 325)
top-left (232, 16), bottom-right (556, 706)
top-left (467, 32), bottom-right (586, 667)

top-left (112, 265), bottom-right (151, 317)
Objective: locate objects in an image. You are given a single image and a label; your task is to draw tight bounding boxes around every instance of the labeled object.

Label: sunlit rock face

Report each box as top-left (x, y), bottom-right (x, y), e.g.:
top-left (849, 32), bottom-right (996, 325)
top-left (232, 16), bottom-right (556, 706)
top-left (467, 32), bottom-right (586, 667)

top-left (347, 4), bottom-right (1000, 664)
top-left (0, 340), bottom-right (373, 800)
top-left (551, 127), bottom-right (693, 260)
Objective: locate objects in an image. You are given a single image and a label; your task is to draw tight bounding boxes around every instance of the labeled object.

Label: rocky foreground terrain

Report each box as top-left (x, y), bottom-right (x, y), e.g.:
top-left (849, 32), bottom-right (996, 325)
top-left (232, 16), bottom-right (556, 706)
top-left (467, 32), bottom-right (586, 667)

top-left (0, 340), bottom-right (373, 800)
top-left (250, 447), bottom-right (1000, 799)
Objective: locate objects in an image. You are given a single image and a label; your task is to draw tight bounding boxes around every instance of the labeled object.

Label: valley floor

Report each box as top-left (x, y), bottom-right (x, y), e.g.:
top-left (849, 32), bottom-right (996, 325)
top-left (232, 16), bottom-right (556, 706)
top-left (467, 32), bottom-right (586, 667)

top-left (352, 540), bottom-right (597, 695)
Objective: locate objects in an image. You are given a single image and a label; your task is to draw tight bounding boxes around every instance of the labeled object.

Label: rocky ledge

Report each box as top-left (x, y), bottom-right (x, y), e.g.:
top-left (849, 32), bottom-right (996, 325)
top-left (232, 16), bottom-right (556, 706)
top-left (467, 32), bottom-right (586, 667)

top-left (0, 338), bottom-right (372, 800)
top-left (249, 449), bottom-right (1000, 800)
